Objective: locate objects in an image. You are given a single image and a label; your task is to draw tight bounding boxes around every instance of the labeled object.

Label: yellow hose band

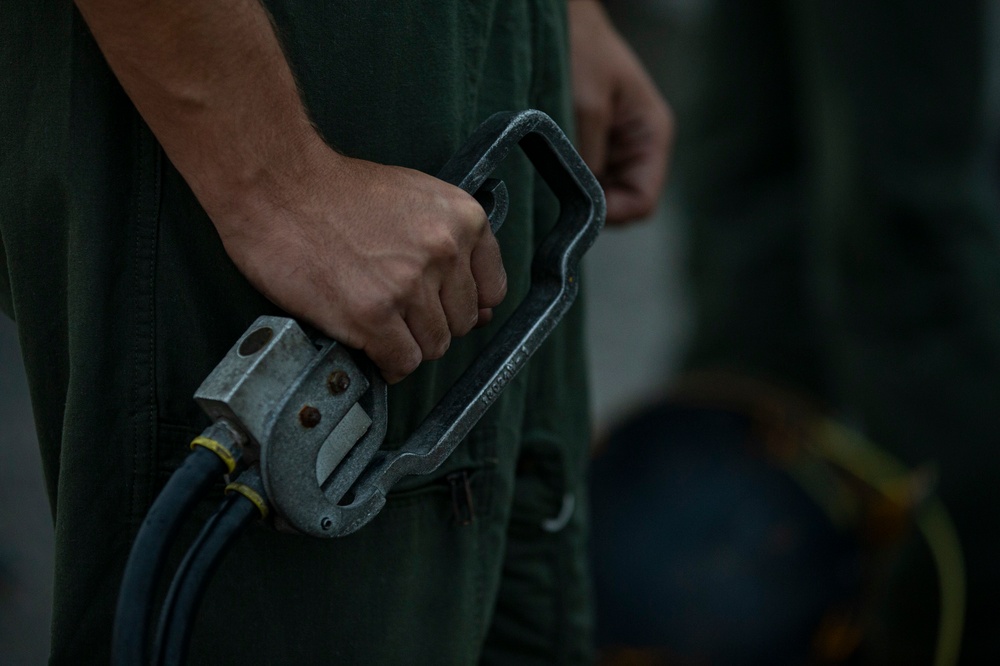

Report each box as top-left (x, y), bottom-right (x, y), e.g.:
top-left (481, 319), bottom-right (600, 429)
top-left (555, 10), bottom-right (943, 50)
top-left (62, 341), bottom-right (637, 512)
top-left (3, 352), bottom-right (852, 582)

top-left (189, 436), bottom-right (238, 474)
top-left (226, 482), bottom-right (270, 519)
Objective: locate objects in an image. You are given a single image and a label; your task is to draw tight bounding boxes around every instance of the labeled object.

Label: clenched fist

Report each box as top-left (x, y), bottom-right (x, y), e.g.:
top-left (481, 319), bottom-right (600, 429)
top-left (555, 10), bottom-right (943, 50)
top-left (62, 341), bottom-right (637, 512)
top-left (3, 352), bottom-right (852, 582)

top-left (215, 147), bottom-right (507, 384)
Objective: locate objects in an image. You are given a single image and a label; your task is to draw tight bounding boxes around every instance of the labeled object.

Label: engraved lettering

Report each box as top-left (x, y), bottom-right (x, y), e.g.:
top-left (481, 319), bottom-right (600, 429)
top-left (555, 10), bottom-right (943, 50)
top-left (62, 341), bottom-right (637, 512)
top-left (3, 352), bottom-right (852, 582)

top-left (480, 348), bottom-right (529, 407)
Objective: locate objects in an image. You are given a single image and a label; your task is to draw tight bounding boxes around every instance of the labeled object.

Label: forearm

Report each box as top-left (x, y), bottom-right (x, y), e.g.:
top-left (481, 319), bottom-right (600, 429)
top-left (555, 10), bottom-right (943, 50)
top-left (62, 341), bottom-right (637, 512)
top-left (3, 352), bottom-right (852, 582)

top-left (73, 0), bottom-right (326, 221)
top-left (73, 0), bottom-right (503, 382)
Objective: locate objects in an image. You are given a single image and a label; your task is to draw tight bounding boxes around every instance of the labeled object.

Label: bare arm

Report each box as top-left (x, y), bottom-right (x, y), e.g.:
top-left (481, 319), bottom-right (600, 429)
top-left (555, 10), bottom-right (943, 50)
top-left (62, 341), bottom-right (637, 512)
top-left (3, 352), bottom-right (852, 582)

top-left (74, 0), bottom-right (506, 383)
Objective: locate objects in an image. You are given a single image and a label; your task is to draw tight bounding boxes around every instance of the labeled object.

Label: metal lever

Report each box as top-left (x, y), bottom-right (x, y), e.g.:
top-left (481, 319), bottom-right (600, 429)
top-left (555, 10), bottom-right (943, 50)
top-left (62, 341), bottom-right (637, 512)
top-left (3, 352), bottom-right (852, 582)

top-left (195, 110), bottom-right (605, 538)
top-left (475, 178), bottom-right (509, 234)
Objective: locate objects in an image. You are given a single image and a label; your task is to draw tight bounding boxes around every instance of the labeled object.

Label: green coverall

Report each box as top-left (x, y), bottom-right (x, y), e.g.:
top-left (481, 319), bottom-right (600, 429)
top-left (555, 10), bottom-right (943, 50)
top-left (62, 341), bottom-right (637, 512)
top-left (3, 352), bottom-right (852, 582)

top-left (0, 1), bottom-right (593, 663)
top-left (670, 1), bottom-right (1000, 662)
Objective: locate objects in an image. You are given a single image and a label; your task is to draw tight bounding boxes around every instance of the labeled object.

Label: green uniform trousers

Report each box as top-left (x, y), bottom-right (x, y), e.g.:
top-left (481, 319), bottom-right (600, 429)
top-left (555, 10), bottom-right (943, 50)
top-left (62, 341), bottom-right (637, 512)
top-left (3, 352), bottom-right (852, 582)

top-left (670, 1), bottom-right (1000, 662)
top-left (0, 1), bottom-right (594, 663)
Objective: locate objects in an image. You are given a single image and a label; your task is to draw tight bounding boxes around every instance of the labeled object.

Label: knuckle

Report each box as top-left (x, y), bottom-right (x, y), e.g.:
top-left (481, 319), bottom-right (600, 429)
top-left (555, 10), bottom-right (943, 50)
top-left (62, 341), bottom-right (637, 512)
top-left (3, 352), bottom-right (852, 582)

top-left (446, 284), bottom-right (479, 337)
top-left (362, 341), bottom-right (391, 372)
top-left (379, 265), bottom-right (423, 304)
top-left (450, 313), bottom-right (475, 338)
top-left (397, 347), bottom-right (422, 376)
top-left (335, 325), bottom-right (367, 352)
top-left (354, 294), bottom-right (394, 324)
top-left (424, 332), bottom-right (451, 360)
top-left (399, 266), bottom-right (425, 298)
top-left (495, 270), bottom-right (508, 301)
top-left (367, 337), bottom-right (420, 382)
top-left (461, 196), bottom-right (489, 227)
top-left (480, 269), bottom-right (507, 307)
top-left (426, 227), bottom-right (461, 262)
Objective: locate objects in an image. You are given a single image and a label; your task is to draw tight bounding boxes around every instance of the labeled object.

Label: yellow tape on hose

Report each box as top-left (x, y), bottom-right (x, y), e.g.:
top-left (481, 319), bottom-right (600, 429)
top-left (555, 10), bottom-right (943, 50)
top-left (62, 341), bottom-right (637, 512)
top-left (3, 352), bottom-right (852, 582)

top-left (225, 482), bottom-right (270, 519)
top-left (189, 436), bottom-right (238, 474)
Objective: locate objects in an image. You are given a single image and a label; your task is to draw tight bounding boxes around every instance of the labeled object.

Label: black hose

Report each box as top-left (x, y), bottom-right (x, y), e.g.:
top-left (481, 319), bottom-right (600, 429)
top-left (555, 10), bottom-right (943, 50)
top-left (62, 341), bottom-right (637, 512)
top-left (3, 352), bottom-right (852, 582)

top-left (153, 489), bottom-right (260, 666)
top-left (112, 445), bottom-right (230, 666)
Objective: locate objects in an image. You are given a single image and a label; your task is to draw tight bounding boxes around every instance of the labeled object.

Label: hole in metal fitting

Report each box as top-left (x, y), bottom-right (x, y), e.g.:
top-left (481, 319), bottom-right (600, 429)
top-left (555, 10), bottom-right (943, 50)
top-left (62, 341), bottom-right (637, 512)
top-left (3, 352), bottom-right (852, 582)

top-left (238, 327), bottom-right (274, 357)
top-left (337, 487), bottom-right (357, 507)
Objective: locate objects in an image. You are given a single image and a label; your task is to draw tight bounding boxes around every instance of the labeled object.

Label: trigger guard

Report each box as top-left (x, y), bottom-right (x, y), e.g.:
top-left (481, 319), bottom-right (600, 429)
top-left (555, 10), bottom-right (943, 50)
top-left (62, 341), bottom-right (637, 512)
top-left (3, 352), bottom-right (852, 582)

top-left (259, 340), bottom-right (387, 537)
top-left (475, 178), bottom-right (509, 234)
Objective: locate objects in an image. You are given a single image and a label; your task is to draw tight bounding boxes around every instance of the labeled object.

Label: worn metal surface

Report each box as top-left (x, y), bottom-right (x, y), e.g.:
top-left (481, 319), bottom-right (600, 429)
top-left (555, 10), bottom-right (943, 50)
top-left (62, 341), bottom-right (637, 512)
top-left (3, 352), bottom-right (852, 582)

top-left (195, 318), bottom-right (317, 460)
top-left (193, 109), bottom-right (606, 537)
top-left (193, 317), bottom-right (387, 534)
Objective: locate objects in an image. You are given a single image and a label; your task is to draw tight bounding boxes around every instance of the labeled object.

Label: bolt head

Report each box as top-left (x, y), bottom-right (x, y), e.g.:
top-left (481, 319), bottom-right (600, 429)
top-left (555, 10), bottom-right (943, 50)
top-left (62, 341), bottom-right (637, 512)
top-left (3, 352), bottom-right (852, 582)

top-left (327, 370), bottom-right (351, 395)
top-left (298, 405), bottom-right (322, 428)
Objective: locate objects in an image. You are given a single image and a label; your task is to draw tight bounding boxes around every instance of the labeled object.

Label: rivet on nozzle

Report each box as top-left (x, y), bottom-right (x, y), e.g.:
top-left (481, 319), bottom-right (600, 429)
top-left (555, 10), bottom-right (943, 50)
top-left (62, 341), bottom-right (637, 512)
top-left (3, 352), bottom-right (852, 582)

top-left (298, 405), bottom-right (322, 428)
top-left (327, 370), bottom-right (351, 395)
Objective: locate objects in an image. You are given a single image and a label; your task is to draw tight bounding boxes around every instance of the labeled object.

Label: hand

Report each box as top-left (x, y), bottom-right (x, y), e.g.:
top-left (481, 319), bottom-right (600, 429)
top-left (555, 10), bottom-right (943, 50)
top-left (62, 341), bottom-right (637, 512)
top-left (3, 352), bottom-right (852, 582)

top-left (568, 0), bottom-right (674, 225)
top-left (73, 0), bottom-right (507, 384)
top-left (214, 142), bottom-right (507, 384)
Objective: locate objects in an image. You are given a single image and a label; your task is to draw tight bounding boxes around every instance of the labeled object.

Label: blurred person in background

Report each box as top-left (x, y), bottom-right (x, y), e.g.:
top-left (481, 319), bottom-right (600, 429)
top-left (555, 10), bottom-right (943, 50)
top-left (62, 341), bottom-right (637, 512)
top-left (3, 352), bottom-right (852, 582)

top-left (663, 0), bottom-right (1000, 663)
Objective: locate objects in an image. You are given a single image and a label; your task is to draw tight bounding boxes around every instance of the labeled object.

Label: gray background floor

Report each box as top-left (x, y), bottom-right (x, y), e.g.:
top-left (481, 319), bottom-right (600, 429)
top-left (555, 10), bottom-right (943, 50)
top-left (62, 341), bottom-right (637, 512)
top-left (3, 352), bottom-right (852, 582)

top-left (0, 2), bottom-right (687, 662)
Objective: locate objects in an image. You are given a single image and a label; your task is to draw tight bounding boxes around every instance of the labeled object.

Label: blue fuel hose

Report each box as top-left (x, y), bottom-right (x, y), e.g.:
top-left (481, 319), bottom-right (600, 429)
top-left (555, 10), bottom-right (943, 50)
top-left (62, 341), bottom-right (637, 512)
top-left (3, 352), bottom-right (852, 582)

top-left (152, 469), bottom-right (267, 666)
top-left (112, 422), bottom-right (243, 666)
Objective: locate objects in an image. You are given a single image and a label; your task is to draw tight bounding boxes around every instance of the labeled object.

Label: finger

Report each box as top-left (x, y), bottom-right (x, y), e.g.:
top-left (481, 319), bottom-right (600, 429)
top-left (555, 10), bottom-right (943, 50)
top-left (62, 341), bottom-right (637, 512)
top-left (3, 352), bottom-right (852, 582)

top-left (603, 144), bottom-right (663, 222)
top-left (475, 308), bottom-right (493, 329)
top-left (361, 316), bottom-right (423, 384)
top-left (440, 261), bottom-right (480, 337)
top-left (574, 98), bottom-right (612, 178)
top-left (604, 185), bottom-right (658, 225)
top-left (602, 104), bottom-right (672, 224)
top-left (470, 230), bottom-right (507, 310)
top-left (404, 289), bottom-right (453, 361)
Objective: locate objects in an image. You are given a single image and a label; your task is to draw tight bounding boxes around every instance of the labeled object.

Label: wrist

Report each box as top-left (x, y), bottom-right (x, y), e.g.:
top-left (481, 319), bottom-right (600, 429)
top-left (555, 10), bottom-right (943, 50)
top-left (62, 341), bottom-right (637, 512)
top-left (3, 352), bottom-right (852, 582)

top-left (190, 120), bottom-right (339, 231)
